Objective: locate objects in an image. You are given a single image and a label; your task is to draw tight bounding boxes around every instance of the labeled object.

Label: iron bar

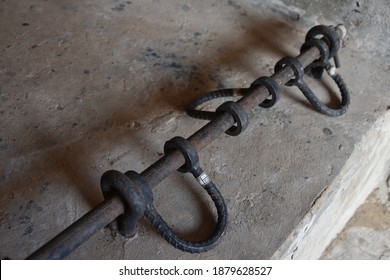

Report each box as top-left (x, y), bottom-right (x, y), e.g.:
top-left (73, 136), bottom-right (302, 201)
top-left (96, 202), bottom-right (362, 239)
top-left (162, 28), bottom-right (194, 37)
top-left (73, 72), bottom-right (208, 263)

top-left (27, 196), bottom-right (124, 259)
top-left (27, 26), bottom-right (344, 259)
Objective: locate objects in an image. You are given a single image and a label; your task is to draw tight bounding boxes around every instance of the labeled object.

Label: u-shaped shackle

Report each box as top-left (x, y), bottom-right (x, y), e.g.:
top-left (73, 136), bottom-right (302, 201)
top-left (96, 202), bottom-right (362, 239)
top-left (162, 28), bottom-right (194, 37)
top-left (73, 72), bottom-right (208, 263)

top-left (100, 137), bottom-right (228, 253)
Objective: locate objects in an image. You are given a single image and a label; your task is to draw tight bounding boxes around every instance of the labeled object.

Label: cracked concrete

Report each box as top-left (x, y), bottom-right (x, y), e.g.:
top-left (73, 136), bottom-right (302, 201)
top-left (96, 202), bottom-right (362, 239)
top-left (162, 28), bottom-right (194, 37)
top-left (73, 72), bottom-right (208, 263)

top-left (0, 0), bottom-right (389, 259)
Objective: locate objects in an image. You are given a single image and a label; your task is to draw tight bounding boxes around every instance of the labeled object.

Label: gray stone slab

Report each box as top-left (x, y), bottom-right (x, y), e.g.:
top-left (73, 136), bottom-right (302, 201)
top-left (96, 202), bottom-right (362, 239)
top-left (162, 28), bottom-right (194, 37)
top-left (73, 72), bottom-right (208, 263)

top-left (321, 188), bottom-right (390, 260)
top-left (0, 0), bottom-right (389, 259)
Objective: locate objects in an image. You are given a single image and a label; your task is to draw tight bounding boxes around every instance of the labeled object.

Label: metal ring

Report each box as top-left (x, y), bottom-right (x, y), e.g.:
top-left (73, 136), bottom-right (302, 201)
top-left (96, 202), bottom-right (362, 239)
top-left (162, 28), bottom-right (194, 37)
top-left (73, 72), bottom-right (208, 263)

top-left (301, 38), bottom-right (331, 79)
top-left (186, 88), bottom-right (249, 120)
top-left (124, 170), bottom-right (153, 204)
top-left (274, 56), bottom-right (304, 87)
top-left (164, 136), bottom-right (201, 174)
top-left (305, 25), bottom-right (340, 58)
top-left (101, 170), bottom-right (151, 237)
top-left (300, 38), bottom-right (330, 63)
top-left (250, 76), bottom-right (281, 108)
top-left (216, 101), bottom-right (248, 136)
top-left (307, 61), bottom-right (330, 79)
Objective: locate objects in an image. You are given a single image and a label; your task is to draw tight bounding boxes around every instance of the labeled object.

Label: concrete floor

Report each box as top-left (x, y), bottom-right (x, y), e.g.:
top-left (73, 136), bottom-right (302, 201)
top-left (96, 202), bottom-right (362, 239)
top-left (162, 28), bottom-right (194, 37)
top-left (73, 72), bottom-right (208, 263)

top-left (0, 0), bottom-right (389, 259)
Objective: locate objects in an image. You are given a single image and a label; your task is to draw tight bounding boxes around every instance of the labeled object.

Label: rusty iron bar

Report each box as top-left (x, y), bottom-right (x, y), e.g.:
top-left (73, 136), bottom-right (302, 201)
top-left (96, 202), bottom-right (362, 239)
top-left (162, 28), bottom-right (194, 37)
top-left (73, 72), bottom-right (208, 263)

top-left (27, 196), bottom-right (124, 260)
top-left (27, 26), bottom-right (344, 260)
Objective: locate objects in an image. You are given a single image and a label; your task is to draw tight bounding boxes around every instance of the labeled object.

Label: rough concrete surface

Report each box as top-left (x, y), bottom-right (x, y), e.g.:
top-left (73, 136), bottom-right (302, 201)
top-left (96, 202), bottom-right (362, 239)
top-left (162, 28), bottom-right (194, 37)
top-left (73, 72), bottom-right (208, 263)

top-left (322, 186), bottom-right (390, 260)
top-left (272, 111), bottom-right (390, 259)
top-left (0, 0), bottom-right (389, 259)
top-left (280, 0), bottom-right (390, 57)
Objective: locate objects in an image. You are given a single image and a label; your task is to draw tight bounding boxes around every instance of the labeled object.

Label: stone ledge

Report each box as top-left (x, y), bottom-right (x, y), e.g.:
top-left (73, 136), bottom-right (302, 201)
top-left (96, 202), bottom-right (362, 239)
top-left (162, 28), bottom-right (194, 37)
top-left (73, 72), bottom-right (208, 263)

top-left (273, 112), bottom-right (390, 259)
